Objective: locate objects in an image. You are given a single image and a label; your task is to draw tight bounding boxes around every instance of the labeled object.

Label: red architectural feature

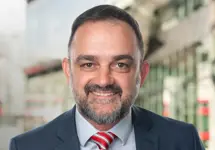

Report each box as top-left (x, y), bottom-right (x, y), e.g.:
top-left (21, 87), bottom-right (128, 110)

top-left (199, 132), bottom-right (209, 141)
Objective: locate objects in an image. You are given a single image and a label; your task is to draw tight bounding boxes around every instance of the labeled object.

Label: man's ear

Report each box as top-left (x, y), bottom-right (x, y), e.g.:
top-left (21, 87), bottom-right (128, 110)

top-left (140, 61), bottom-right (150, 87)
top-left (62, 58), bottom-right (71, 84)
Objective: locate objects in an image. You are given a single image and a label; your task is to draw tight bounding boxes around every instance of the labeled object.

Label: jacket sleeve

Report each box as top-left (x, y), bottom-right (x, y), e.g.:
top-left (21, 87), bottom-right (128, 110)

top-left (190, 124), bottom-right (205, 150)
top-left (9, 138), bottom-right (18, 150)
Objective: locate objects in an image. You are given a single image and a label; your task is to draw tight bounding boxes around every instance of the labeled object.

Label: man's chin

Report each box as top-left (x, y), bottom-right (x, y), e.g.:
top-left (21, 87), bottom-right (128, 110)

top-left (89, 110), bottom-right (120, 125)
top-left (91, 102), bottom-right (120, 113)
top-left (91, 102), bottom-right (120, 112)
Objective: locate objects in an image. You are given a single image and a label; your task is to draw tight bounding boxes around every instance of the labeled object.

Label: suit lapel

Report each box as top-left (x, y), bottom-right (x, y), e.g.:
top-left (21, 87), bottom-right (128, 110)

top-left (55, 106), bottom-right (80, 150)
top-left (54, 105), bottom-right (158, 150)
top-left (132, 106), bottom-right (159, 150)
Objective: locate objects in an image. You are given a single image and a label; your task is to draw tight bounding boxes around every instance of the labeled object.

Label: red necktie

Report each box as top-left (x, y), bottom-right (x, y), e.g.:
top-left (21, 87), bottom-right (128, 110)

top-left (90, 132), bottom-right (117, 150)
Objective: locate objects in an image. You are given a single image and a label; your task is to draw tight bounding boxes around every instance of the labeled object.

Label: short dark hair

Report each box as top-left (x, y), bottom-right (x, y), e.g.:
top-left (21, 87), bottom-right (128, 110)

top-left (68, 4), bottom-right (144, 59)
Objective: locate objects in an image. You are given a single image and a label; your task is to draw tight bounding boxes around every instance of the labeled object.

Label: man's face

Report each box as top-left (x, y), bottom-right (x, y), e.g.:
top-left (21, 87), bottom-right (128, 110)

top-left (63, 20), bottom-right (149, 124)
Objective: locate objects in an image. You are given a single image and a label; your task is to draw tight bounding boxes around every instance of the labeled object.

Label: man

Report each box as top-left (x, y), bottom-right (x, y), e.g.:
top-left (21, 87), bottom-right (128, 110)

top-left (10, 4), bottom-right (205, 150)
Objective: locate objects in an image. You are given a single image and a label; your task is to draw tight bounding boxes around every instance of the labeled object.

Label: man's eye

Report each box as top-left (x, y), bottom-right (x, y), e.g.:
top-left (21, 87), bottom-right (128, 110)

top-left (116, 63), bottom-right (129, 68)
top-left (81, 63), bottom-right (94, 68)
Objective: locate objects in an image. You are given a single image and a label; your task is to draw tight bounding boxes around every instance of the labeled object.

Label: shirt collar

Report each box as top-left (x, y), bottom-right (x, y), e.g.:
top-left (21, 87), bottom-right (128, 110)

top-left (75, 108), bottom-right (98, 146)
top-left (75, 108), bottom-right (132, 146)
top-left (108, 109), bottom-right (132, 145)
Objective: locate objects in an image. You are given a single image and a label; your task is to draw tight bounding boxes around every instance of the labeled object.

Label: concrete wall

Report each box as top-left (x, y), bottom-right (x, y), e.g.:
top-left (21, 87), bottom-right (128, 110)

top-left (0, 0), bottom-right (26, 116)
top-left (26, 0), bottom-right (106, 61)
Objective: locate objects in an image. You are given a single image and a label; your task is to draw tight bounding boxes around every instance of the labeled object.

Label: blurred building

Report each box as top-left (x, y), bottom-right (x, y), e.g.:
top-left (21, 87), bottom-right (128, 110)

top-left (131, 0), bottom-right (215, 149)
top-left (1, 0), bottom-right (213, 149)
top-left (25, 0), bottom-right (215, 149)
top-left (23, 60), bottom-right (67, 131)
top-left (0, 0), bottom-right (26, 116)
top-left (0, 0), bottom-right (27, 149)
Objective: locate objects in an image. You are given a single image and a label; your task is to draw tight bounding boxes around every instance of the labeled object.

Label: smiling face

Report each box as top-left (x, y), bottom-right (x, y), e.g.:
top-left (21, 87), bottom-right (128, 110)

top-left (62, 20), bottom-right (149, 125)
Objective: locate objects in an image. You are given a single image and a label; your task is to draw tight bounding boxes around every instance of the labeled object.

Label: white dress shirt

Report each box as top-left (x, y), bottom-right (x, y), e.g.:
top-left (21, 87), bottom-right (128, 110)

top-left (75, 109), bottom-right (136, 150)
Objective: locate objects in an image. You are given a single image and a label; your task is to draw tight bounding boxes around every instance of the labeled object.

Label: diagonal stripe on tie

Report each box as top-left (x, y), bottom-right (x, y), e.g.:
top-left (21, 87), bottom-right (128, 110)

top-left (96, 133), bottom-right (110, 145)
top-left (97, 132), bottom-right (114, 143)
top-left (91, 135), bottom-right (108, 149)
top-left (90, 132), bottom-right (117, 150)
top-left (108, 132), bottom-right (117, 139)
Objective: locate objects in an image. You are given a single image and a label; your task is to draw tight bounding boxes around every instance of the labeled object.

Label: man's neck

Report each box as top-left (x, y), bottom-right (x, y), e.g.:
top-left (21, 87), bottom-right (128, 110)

top-left (87, 119), bottom-right (120, 131)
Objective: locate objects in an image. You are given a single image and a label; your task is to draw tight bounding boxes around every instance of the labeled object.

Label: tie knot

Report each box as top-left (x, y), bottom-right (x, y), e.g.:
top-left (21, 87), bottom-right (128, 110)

top-left (90, 132), bottom-right (117, 150)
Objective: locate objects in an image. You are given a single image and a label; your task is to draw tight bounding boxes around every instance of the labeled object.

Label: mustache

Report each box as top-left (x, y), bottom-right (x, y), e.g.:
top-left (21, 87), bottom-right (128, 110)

top-left (84, 84), bottom-right (122, 96)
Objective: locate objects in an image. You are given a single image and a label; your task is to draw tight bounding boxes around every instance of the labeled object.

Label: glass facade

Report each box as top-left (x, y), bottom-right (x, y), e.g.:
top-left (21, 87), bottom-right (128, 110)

top-left (135, 0), bottom-right (213, 147)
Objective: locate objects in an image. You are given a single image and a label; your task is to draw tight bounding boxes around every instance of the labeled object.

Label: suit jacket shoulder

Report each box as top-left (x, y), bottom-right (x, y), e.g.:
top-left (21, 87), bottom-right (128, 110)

top-left (132, 106), bottom-right (205, 150)
top-left (10, 108), bottom-right (78, 150)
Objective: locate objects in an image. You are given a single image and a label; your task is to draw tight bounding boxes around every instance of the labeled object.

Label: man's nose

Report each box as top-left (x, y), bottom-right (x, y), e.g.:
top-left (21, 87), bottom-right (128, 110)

top-left (95, 67), bottom-right (114, 87)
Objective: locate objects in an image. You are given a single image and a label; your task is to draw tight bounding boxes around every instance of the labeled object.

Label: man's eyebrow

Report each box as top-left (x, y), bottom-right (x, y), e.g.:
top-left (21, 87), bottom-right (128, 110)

top-left (75, 55), bottom-right (96, 62)
top-left (113, 55), bottom-right (134, 61)
top-left (75, 54), bottom-right (134, 62)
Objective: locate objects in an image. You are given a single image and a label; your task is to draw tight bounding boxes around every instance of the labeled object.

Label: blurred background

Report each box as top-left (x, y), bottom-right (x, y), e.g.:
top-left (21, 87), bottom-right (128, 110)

top-left (0, 0), bottom-right (215, 149)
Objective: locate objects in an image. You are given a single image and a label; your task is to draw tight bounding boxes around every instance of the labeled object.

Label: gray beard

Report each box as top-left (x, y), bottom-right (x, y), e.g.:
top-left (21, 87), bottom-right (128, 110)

top-left (74, 93), bottom-right (134, 125)
top-left (69, 71), bottom-right (140, 124)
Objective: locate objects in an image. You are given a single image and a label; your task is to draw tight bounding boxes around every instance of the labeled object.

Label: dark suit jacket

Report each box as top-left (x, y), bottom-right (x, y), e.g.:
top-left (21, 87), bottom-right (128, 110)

top-left (10, 106), bottom-right (205, 150)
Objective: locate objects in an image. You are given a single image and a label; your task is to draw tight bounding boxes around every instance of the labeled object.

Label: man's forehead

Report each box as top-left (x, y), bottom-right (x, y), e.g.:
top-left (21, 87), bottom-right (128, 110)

top-left (69, 44), bottom-right (140, 61)
top-left (69, 19), bottom-right (140, 60)
top-left (71, 20), bottom-right (136, 43)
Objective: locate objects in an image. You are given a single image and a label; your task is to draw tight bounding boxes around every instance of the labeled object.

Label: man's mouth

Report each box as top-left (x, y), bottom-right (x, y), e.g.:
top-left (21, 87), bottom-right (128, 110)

top-left (92, 91), bottom-right (116, 96)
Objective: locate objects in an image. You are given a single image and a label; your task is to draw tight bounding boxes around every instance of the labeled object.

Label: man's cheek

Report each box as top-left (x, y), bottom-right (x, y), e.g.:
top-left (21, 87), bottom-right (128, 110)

top-left (124, 81), bottom-right (137, 93)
